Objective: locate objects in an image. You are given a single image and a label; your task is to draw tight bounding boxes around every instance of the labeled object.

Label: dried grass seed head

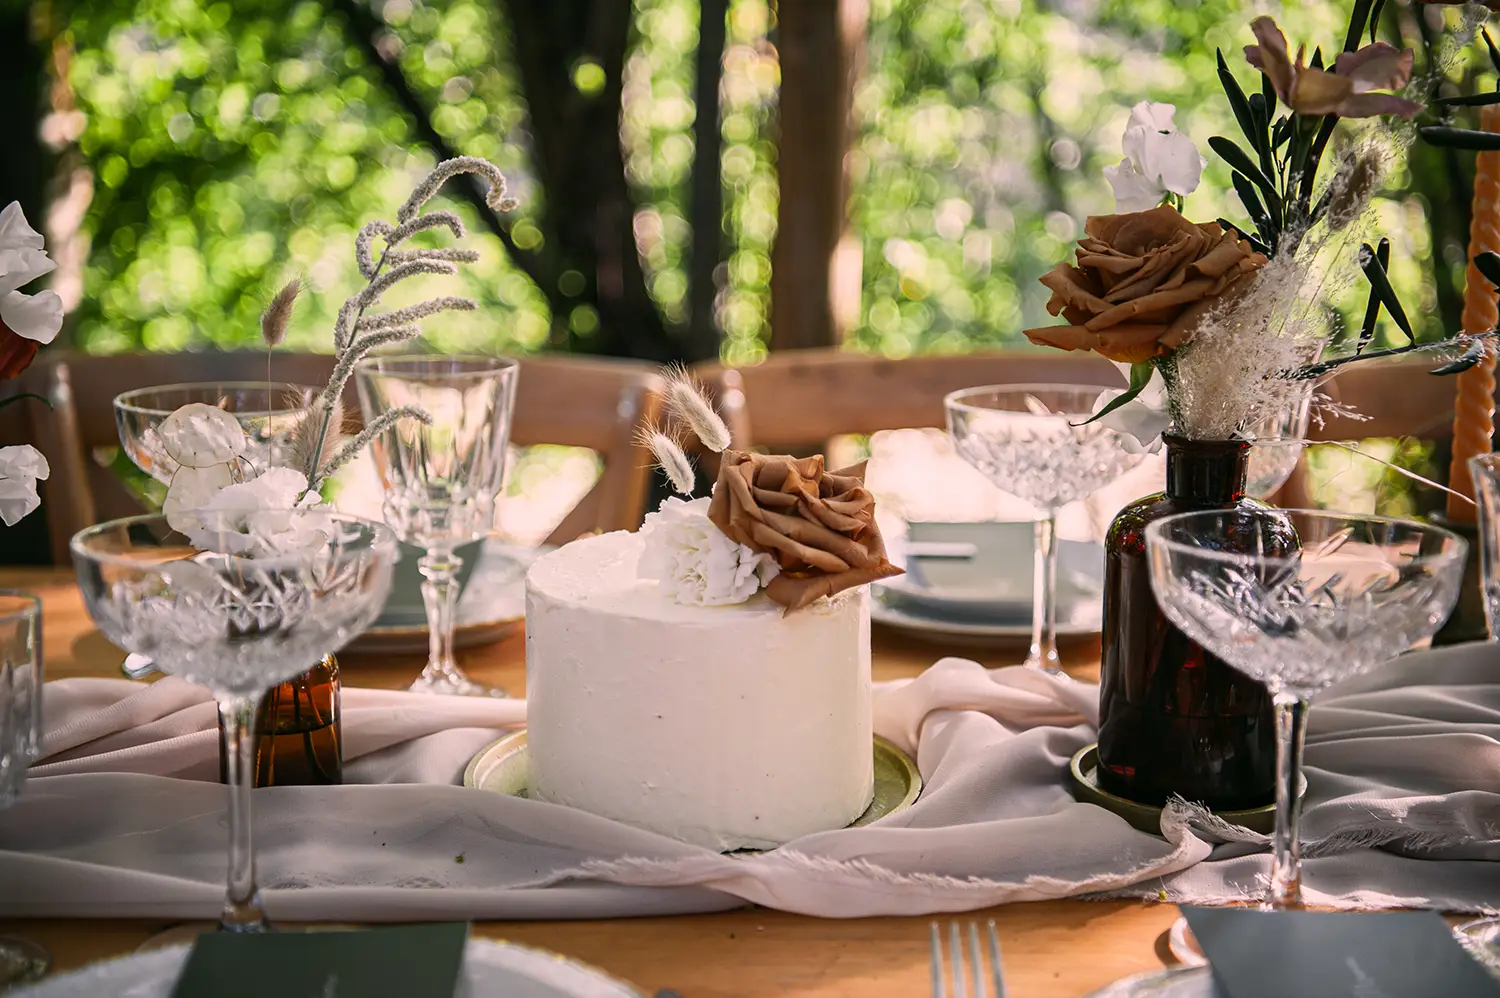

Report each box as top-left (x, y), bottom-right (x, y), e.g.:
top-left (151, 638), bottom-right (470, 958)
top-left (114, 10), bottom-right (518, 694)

top-left (663, 367), bottom-right (731, 452)
top-left (260, 279), bottom-right (301, 349)
top-left (638, 423), bottom-right (696, 495)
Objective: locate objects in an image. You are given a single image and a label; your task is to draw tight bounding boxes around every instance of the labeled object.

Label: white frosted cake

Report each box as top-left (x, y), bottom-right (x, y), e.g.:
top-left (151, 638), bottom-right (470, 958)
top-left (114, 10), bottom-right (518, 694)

top-left (525, 528), bottom-right (876, 851)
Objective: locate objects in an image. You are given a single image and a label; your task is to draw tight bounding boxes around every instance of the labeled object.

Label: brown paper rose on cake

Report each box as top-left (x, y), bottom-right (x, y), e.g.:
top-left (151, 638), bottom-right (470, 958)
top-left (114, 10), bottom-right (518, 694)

top-left (708, 450), bottom-right (902, 612)
top-left (1023, 205), bottom-right (1267, 364)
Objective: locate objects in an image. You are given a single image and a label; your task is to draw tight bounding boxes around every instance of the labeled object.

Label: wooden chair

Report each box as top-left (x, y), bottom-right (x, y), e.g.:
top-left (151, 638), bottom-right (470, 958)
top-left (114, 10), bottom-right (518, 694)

top-left (14, 351), bottom-right (663, 564)
top-left (692, 349), bottom-right (1125, 450)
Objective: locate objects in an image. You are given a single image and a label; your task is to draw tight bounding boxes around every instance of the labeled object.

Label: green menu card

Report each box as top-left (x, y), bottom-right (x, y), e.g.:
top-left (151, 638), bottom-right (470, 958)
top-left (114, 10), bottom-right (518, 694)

top-left (171, 923), bottom-right (468, 998)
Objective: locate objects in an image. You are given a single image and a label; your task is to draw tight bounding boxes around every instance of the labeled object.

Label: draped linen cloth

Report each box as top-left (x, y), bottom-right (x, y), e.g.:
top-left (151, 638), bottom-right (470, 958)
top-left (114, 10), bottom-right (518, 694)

top-left (1, 642), bottom-right (1497, 921)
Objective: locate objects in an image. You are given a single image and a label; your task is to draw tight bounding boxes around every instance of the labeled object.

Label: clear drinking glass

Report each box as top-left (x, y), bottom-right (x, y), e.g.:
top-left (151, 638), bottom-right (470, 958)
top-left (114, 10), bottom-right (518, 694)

top-left (1146, 509), bottom-right (1465, 909)
top-left (1245, 388), bottom-right (1313, 499)
top-left (945, 385), bottom-right (1148, 673)
top-left (0, 592), bottom-right (49, 986)
top-left (1471, 454), bottom-right (1500, 640)
top-left (71, 511), bottom-right (397, 932)
top-left (355, 356), bottom-right (519, 697)
top-left (114, 382), bottom-right (318, 484)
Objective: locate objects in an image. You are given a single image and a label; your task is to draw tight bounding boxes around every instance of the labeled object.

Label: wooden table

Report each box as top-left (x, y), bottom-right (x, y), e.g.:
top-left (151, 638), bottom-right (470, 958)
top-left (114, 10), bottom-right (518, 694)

top-left (0, 567), bottom-right (1184, 997)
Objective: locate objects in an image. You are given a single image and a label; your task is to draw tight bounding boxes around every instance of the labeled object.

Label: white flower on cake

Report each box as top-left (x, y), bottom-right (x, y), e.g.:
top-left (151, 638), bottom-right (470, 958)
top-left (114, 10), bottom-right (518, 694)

top-left (638, 496), bottom-right (779, 606)
top-left (0, 444), bottom-right (49, 526)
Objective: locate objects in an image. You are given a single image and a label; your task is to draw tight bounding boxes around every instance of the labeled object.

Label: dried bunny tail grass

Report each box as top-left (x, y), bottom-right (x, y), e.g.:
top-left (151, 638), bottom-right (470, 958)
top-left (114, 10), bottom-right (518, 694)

top-left (260, 279), bottom-right (301, 348)
top-left (397, 156), bottom-right (519, 223)
top-left (662, 366), bottom-right (730, 452)
top-left (290, 395), bottom-right (346, 485)
top-left (637, 423), bottom-right (695, 495)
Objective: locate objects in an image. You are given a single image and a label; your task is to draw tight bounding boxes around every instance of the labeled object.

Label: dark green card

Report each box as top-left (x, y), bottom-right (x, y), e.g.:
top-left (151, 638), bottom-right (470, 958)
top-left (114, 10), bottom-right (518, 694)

top-left (1182, 907), bottom-right (1500, 998)
top-left (170, 923), bottom-right (468, 998)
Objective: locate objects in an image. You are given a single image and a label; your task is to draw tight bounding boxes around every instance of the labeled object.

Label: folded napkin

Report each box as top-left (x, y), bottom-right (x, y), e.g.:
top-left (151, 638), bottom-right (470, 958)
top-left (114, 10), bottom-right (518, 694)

top-left (1, 643), bottom-right (1498, 921)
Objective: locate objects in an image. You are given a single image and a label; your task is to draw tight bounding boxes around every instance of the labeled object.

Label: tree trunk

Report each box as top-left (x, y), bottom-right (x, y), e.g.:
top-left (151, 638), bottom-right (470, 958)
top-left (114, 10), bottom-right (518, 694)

top-left (769, 0), bottom-right (866, 351)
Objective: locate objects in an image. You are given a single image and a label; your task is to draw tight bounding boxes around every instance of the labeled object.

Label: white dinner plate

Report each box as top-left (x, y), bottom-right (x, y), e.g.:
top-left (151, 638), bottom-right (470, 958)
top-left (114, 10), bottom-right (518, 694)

top-left (870, 590), bottom-right (1101, 645)
top-left (14, 938), bottom-right (645, 998)
top-left (882, 522), bottom-right (1104, 622)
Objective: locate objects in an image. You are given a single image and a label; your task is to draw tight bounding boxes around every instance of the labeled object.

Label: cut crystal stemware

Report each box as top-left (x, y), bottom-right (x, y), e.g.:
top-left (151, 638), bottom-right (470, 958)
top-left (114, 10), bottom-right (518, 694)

top-left (355, 355), bottom-right (519, 697)
top-left (0, 592), bottom-right (49, 986)
top-left (945, 384), bottom-right (1148, 673)
top-left (71, 511), bottom-right (397, 931)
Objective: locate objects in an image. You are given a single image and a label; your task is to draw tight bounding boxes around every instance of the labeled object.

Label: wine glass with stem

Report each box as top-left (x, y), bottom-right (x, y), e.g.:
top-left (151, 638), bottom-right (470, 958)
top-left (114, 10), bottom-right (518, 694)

top-left (1146, 509), bottom-right (1465, 954)
top-left (0, 592), bottom-right (50, 986)
top-left (1244, 386), bottom-right (1313, 500)
top-left (945, 384), bottom-right (1150, 674)
top-left (355, 355), bottom-right (519, 697)
top-left (71, 511), bottom-right (398, 932)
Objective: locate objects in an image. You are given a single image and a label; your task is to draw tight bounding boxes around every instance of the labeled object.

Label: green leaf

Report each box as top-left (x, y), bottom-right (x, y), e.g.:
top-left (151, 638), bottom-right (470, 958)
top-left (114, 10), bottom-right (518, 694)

top-left (1420, 126), bottom-right (1500, 150)
top-left (1434, 92), bottom-right (1500, 108)
top-left (1272, 116), bottom-right (1292, 149)
top-left (1486, 29), bottom-right (1500, 77)
top-left (1208, 136), bottom-right (1278, 205)
top-left (1261, 69), bottom-right (1277, 113)
top-left (1359, 241), bottom-right (1413, 343)
top-left (1343, 0), bottom-right (1373, 53)
top-left (1431, 339), bottom-right (1488, 376)
top-left (1074, 361), bottom-right (1156, 427)
top-left (1475, 250), bottom-right (1500, 289)
top-left (1369, 0), bottom-right (1387, 44)
top-left (1232, 171), bottom-right (1276, 244)
top-left (1217, 50), bottom-right (1259, 151)
top-left (1356, 238), bottom-right (1390, 354)
top-left (1310, 47), bottom-right (1326, 71)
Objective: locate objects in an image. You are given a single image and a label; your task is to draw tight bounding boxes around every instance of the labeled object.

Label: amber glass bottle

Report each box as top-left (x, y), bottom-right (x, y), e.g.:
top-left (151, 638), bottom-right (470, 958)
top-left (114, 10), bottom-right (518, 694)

top-left (1095, 436), bottom-right (1282, 812)
top-left (219, 656), bottom-right (342, 787)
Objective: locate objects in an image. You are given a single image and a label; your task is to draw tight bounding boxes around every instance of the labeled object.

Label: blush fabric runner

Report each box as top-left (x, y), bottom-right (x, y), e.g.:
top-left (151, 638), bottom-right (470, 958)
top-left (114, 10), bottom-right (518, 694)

top-left (1, 643), bottom-right (1497, 921)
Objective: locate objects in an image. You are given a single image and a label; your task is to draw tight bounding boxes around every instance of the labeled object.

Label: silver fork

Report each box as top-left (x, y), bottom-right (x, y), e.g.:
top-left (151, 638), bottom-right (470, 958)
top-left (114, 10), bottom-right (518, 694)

top-left (929, 919), bottom-right (1007, 998)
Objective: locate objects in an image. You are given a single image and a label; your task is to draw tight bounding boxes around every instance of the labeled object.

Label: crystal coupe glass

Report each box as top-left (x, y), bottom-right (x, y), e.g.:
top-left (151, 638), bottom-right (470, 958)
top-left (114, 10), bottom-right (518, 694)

top-left (355, 356), bottom-right (518, 697)
top-left (946, 385), bottom-right (1148, 673)
top-left (114, 382), bottom-right (318, 484)
top-left (71, 511), bottom-right (397, 931)
top-left (1147, 509), bottom-right (1465, 910)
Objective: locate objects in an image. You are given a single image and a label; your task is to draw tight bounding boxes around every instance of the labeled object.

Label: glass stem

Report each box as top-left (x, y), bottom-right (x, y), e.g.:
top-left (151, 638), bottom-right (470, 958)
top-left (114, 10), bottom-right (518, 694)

top-left (1268, 691), bottom-right (1311, 909)
top-left (418, 548), bottom-right (462, 685)
top-left (1027, 511), bottom-right (1062, 674)
top-left (216, 693), bottom-right (267, 933)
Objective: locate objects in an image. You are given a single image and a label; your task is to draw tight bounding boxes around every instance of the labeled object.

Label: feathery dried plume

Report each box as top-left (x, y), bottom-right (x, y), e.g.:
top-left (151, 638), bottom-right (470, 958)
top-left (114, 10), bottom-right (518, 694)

top-left (1322, 148), bottom-right (1384, 233)
top-left (359, 259), bottom-right (459, 307)
top-left (639, 424), bottom-right (695, 495)
top-left (662, 366), bottom-right (731, 452)
top-left (290, 395), bottom-right (345, 489)
top-left (398, 156), bottom-right (519, 223)
top-left (319, 405), bottom-right (432, 480)
top-left (260, 279), bottom-right (301, 348)
top-left (321, 326), bottom-right (424, 407)
top-left (355, 221), bottom-right (395, 279)
top-left (356, 297), bottom-right (477, 332)
top-left (390, 210), bottom-right (466, 246)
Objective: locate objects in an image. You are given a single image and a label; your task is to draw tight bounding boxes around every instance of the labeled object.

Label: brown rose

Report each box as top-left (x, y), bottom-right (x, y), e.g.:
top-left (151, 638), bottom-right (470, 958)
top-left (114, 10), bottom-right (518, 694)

top-left (1023, 205), bottom-right (1267, 364)
top-left (708, 450), bottom-right (902, 612)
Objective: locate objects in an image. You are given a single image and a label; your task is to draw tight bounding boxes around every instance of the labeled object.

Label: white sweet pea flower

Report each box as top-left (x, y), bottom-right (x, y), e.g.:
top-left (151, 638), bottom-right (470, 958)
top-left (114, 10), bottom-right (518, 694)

top-left (182, 467), bottom-right (327, 557)
top-left (1103, 102), bottom-right (1205, 213)
top-left (1093, 363), bottom-right (1170, 454)
top-left (638, 496), bottom-right (779, 606)
top-left (0, 202), bottom-right (62, 345)
top-left (0, 444), bottom-right (49, 526)
top-left (157, 403), bottom-right (248, 468)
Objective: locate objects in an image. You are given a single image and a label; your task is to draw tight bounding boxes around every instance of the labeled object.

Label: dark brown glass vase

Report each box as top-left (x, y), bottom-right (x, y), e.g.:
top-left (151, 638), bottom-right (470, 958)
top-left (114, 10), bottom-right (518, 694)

top-left (1095, 435), bottom-right (1279, 811)
top-left (219, 656), bottom-right (342, 787)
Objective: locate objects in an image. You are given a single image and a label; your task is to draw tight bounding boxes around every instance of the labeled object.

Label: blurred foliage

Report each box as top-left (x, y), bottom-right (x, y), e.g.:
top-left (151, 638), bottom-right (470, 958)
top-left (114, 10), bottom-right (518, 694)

top-left (47, 0), bottom-right (1494, 361)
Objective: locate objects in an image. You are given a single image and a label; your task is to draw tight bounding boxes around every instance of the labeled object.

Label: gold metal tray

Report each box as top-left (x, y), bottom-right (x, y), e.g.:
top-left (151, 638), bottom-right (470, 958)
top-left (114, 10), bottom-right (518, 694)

top-left (1068, 743), bottom-right (1301, 837)
top-left (465, 730), bottom-right (922, 841)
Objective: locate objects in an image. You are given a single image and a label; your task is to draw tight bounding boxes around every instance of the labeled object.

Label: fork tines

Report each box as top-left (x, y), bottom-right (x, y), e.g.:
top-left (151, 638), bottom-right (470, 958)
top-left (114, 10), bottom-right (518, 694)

top-left (929, 919), bottom-right (1006, 998)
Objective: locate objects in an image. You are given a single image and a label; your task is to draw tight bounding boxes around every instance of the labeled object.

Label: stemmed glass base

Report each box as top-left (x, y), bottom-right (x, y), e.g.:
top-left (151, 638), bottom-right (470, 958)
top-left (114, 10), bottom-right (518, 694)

top-left (413, 549), bottom-right (506, 698)
top-left (0, 936), bottom-right (49, 986)
top-left (1024, 511), bottom-right (1064, 676)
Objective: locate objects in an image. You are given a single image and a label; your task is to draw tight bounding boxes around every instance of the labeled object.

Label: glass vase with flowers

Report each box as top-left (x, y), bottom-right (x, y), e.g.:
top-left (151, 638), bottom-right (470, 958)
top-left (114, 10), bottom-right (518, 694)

top-left (1023, 2), bottom-right (1498, 810)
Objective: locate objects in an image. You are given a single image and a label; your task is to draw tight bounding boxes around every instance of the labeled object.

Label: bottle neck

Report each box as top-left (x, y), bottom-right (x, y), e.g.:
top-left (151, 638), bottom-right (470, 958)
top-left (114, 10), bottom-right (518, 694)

top-left (1164, 434), bottom-right (1249, 504)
